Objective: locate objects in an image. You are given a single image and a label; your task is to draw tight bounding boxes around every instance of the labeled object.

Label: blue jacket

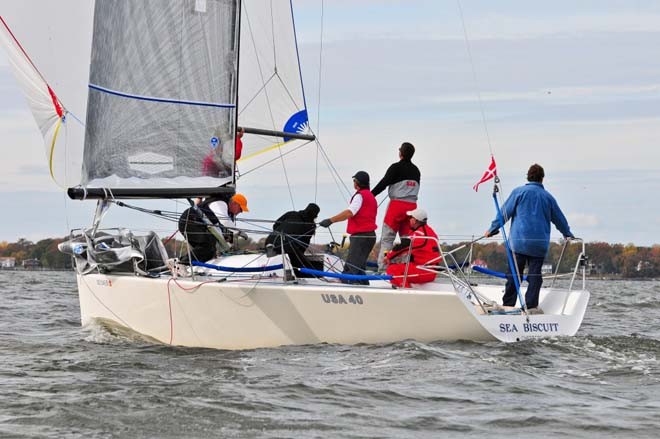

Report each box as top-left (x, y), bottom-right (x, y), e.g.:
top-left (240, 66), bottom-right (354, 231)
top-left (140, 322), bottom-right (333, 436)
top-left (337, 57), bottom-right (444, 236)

top-left (488, 182), bottom-right (574, 257)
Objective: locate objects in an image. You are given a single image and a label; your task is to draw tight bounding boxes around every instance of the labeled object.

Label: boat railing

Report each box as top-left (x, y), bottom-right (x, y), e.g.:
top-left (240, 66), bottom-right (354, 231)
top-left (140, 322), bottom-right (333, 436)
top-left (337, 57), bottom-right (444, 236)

top-left (394, 235), bottom-right (493, 314)
top-left (550, 238), bottom-right (587, 292)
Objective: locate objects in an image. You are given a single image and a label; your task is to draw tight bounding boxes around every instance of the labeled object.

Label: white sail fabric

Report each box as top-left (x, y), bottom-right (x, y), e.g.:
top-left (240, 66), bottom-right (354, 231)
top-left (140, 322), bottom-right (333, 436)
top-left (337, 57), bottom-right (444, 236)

top-left (2, 0), bottom-right (310, 190)
top-left (0, 12), bottom-right (90, 187)
top-left (237, 0), bottom-right (311, 169)
top-left (83, 0), bottom-right (240, 189)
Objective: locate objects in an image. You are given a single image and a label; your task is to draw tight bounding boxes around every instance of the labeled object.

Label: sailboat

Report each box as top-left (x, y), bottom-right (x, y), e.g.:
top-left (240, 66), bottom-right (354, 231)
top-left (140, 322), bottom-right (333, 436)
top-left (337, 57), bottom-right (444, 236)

top-left (1, 0), bottom-right (589, 349)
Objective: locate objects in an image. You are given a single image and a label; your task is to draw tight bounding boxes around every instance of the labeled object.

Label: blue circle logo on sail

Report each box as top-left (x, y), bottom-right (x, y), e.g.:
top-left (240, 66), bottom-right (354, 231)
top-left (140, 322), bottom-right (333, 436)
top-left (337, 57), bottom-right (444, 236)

top-left (210, 136), bottom-right (219, 149)
top-left (283, 110), bottom-right (309, 142)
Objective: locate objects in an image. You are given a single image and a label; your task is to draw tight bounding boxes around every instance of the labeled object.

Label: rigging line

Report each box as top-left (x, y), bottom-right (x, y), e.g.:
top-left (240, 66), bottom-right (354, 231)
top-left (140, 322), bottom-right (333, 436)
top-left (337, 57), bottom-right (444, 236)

top-left (315, 140), bottom-right (351, 199)
top-left (315, 0), bottom-right (325, 137)
top-left (274, 72), bottom-right (307, 111)
top-left (236, 72), bottom-right (277, 116)
top-left (315, 138), bottom-right (319, 203)
top-left (238, 137), bottom-right (293, 162)
top-left (456, 0), bottom-right (493, 156)
top-left (314, 0), bottom-right (326, 203)
top-left (278, 142), bottom-right (296, 210)
top-left (311, 138), bottom-right (346, 200)
top-left (258, 7), bottom-right (295, 209)
top-left (239, 140), bottom-right (312, 176)
top-left (243, 4), bottom-right (279, 131)
top-left (270, 1), bottom-right (277, 69)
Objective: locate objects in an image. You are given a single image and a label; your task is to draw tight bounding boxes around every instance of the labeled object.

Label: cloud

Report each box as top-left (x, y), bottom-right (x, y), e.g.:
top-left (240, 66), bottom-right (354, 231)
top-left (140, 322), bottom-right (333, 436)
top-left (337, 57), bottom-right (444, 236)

top-left (567, 213), bottom-right (600, 228)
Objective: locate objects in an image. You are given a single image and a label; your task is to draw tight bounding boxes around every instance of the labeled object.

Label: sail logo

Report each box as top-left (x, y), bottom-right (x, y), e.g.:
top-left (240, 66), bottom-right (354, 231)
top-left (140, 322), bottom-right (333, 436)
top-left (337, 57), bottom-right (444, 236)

top-left (128, 152), bottom-right (174, 174)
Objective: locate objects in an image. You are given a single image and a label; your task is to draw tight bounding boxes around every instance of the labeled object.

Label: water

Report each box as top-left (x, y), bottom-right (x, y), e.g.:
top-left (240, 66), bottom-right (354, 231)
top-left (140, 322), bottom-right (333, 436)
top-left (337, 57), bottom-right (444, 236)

top-left (1, 271), bottom-right (659, 438)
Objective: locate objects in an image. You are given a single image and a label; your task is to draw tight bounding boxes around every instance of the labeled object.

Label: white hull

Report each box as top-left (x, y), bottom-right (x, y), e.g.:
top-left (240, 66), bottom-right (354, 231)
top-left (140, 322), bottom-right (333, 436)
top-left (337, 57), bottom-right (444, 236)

top-left (77, 270), bottom-right (590, 349)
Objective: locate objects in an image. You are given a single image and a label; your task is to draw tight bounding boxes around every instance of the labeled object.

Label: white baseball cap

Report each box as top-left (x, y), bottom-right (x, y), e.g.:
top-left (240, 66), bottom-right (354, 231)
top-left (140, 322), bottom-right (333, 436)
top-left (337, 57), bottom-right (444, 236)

top-left (406, 208), bottom-right (428, 221)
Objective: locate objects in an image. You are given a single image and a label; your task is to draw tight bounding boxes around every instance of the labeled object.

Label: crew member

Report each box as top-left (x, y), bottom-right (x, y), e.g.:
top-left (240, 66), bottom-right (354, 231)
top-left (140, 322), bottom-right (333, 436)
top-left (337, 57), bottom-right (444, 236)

top-left (319, 171), bottom-right (377, 285)
top-left (385, 208), bottom-right (440, 288)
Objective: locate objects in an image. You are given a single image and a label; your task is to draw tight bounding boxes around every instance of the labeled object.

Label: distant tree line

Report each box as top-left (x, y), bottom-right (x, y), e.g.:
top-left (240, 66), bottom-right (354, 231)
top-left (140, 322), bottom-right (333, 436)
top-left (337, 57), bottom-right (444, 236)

top-left (0, 237), bottom-right (658, 278)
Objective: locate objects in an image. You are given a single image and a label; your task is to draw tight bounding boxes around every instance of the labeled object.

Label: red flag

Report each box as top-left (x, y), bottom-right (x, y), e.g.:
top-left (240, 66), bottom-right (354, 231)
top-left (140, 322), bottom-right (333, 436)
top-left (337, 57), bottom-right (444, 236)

top-left (473, 156), bottom-right (497, 192)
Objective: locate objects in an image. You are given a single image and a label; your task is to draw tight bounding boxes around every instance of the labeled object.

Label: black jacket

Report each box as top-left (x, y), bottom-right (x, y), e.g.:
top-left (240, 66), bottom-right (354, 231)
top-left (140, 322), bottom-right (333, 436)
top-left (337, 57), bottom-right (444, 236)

top-left (265, 209), bottom-right (316, 253)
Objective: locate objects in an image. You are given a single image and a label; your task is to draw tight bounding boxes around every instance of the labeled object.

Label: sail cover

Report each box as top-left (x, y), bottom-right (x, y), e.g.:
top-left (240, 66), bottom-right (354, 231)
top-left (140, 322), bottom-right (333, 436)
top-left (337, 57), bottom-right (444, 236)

top-left (237, 0), bottom-right (311, 169)
top-left (83, 0), bottom-right (240, 189)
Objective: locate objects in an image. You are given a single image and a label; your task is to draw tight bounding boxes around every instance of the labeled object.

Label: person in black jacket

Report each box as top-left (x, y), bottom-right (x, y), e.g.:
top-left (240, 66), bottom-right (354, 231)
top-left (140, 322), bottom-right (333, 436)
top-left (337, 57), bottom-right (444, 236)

top-left (265, 203), bottom-right (320, 276)
top-left (371, 142), bottom-right (421, 271)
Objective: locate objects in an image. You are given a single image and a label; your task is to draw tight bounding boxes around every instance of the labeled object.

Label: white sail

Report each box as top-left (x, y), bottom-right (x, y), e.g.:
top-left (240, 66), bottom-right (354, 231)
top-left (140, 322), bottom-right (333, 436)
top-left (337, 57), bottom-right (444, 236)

top-left (0, 4), bottom-right (93, 188)
top-left (1, 0), bottom-right (310, 189)
top-left (237, 0), bottom-right (312, 168)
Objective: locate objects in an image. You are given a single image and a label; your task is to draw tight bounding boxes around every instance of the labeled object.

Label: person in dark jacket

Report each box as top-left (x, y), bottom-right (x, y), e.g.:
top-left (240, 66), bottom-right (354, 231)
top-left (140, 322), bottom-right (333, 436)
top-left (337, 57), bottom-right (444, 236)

top-left (485, 163), bottom-right (575, 310)
top-left (371, 142), bottom-right (421, 271)
top-left (265, 203), bottom-right (320, 277)
top-left (178, 193), bottom-right (249, 262)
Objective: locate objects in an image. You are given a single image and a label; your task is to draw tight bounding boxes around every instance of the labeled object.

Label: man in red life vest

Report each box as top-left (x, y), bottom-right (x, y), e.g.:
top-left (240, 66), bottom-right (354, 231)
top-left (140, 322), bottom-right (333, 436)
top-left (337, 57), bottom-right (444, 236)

top-left (385, 207), bottom-right (441, 288)
top-left (202, 128), bottom-right (244, 177)
top-left (319, 171), bottom-right (377, 285)
top-left (371, 142), bottom-right (420, 271)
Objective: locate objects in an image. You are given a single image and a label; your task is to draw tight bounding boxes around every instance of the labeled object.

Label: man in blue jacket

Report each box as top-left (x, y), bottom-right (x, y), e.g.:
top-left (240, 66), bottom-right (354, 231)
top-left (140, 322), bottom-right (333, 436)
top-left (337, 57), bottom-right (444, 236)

top-left (485, 164), bottom-right (575, 310)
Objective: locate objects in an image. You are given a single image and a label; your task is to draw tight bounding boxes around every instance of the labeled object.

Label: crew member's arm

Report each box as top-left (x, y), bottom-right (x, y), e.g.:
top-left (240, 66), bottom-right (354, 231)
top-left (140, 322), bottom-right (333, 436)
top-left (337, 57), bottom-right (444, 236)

top-left (550, 198), bottom-right (575, 239)
top-left (371, 163), bottom-right (397, 196)
top-left (485, 191), bottom-right (517, 236)
top-left (319, 194), bottom-right (362, 227)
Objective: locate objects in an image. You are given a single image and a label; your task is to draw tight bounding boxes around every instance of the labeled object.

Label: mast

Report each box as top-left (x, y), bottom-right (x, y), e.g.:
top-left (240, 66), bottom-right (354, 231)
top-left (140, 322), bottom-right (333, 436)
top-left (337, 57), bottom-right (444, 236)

top-left (233, 0), bottom-right (242, 186)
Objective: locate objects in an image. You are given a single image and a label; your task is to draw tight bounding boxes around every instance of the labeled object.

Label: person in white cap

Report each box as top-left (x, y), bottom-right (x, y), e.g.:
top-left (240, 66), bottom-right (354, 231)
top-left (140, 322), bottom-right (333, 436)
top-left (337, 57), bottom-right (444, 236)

top-left (384, 207), bottom-right (440, 288)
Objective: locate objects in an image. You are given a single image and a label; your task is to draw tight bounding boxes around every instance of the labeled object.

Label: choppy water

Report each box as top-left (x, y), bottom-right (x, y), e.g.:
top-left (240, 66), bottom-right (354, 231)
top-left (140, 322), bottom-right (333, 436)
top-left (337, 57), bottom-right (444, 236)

top-left (1, 271), bottom-right (659, 438)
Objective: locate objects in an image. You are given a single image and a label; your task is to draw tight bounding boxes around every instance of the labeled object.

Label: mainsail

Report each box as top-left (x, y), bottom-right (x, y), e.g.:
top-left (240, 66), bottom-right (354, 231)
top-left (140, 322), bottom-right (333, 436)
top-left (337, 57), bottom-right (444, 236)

top-left (83, 0), bottom-right (240, 190)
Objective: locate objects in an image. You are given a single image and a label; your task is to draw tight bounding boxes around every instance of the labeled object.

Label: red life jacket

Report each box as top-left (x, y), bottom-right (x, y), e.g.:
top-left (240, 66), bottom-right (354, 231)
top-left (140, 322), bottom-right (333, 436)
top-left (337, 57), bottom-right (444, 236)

top-left (409, 224), bottom-right (440, 265)
top-left (347, 189), bottom-right (377, 235)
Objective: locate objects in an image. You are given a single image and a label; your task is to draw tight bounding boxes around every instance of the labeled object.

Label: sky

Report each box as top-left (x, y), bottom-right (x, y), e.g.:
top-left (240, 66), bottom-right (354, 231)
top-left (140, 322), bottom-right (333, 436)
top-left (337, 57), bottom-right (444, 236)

top-left (1, 0), bottom-right (659, 247)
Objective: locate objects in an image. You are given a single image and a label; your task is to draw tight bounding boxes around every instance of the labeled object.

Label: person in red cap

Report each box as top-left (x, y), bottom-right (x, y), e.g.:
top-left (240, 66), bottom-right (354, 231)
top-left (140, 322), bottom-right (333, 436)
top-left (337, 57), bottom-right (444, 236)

top-left (371, 142), bottom-right (421, 271)
top-left (385, 207), bottom-right (441, 288)
top-left (319, 171), bottom-right (377, 284)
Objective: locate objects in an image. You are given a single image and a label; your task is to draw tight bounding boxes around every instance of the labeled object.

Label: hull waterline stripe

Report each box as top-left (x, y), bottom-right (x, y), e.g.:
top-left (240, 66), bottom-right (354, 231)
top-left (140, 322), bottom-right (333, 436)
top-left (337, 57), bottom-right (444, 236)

top-left (88, 84), bottom-right (236, 109)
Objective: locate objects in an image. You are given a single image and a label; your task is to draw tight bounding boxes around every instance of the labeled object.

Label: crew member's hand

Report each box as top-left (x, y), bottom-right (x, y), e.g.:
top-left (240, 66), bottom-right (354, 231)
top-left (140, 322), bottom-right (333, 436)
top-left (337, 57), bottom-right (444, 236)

top-left (484, 229), bottom-right (500, 237)
top-left (319, 218), bottom-right (332, 228)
